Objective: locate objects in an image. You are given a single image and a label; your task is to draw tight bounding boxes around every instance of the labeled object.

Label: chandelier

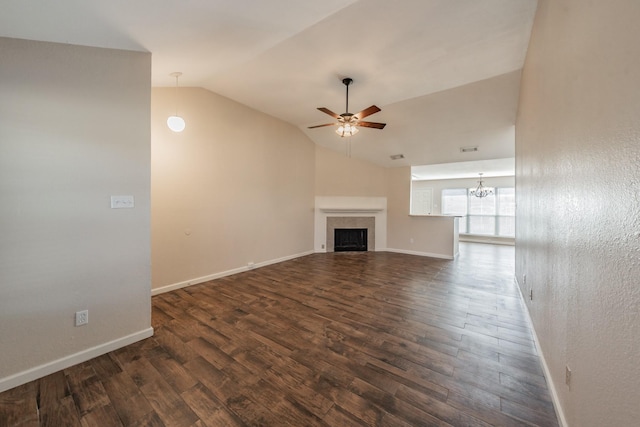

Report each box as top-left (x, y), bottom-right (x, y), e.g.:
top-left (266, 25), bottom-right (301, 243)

top-left (470, 173), bottom-right (494, 198)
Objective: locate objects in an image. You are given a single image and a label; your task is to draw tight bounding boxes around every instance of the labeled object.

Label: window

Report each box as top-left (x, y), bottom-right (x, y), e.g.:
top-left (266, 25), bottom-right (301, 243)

top-left (441, 189), bottom-right (468, 233)
top-left (442, 187), bottom-right (515, 237)
top-left (496, 187), bottom-right (515, 236)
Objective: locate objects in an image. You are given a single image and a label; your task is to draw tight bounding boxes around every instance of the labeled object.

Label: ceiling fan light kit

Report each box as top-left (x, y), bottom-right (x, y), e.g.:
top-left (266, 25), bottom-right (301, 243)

top-left (336, 123), bottom-right (359, 137)
top-left (309, 77), bottom-right (386, 138)
top-left (167, 72), bottom-right (186, 132)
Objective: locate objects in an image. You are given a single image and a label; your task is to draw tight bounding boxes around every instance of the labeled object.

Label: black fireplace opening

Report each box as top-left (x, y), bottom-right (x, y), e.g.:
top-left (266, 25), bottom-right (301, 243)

top-left (334, 228), bottom-right (368, 252)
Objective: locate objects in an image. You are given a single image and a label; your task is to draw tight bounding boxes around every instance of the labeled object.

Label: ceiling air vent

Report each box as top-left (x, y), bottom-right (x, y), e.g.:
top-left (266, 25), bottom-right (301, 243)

top-left (460, 146), bottom-right (478, 153)
top-left (390, 154), bottom-right (404, 160)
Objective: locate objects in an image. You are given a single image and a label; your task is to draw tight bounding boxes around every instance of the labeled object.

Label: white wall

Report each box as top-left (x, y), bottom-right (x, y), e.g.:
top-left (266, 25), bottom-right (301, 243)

top-left (516, 1), bottom-right (640, 425)
top-left (151, 87), bottom-right (315, 292)
top-left (0, 38), bottom-right (152, 391)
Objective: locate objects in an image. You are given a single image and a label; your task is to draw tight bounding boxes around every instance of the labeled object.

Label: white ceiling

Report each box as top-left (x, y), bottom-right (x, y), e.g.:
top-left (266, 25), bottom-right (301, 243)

top-left (0, 0), bottom-right (537, 168)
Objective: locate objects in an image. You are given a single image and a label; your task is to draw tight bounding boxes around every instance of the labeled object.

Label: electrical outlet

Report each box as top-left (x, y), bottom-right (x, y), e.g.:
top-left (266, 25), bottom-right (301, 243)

top-left (75, 310), bottom-right (88, 327)
top-left (247, 262), bottom-right (255, 270)
top-left (321, 244), bottom-right (325, 249)
top-left (565, 365), bottom-right (572, 388)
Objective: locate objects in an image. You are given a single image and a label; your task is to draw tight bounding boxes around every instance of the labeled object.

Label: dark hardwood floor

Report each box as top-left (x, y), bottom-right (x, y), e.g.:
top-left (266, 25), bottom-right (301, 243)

top-left (0, 243), bottom-right (560, 426)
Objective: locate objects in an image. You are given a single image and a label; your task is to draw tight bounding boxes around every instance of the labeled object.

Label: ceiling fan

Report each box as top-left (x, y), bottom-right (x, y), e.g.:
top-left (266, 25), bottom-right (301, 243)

top-left (308, 77), bottom-right (386, 137)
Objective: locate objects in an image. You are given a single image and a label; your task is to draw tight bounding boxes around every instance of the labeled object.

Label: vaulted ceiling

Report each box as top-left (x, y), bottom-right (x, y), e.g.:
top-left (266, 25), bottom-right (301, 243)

top-left (1, 0), bottom-right (537, 169)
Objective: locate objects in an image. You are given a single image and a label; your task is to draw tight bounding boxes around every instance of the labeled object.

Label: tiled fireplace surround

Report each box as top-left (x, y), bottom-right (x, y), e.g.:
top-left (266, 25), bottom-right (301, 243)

top-left (314, 196), bottom-right (387, 253)
top-left (326, 217), bottom-right (375, 252)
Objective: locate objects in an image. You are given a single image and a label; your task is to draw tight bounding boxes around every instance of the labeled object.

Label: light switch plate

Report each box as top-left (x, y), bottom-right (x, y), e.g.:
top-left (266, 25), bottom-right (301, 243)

top-left (111, 195), bottom-right (134, 209)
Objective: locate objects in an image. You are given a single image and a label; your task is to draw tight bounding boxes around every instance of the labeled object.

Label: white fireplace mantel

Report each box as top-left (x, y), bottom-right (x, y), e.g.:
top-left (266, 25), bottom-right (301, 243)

top-left (319, 207), bottom-right (384, 214)
top-left (314, 196), bottom-right (387, 252)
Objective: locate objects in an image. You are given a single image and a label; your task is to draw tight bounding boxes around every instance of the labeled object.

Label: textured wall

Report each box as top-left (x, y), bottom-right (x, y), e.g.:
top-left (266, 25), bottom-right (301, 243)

top-left (151, 87), bottom-right (315, 290)
top-left (0, 38), bottom-right (152, 388)
top-left (516, 1), bottom-right (640, 425)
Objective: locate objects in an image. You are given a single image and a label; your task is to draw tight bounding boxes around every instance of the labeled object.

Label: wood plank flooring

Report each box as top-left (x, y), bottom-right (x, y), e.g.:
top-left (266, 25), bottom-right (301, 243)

top-left (0, 243), bottom-right (560, 426)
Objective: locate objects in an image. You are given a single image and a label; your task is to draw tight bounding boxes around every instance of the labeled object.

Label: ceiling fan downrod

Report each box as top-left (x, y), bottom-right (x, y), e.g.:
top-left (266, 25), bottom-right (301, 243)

top-left (307, 77), bottom-right (385, 133)
top-left (343, 77), bottom-right (353, 115)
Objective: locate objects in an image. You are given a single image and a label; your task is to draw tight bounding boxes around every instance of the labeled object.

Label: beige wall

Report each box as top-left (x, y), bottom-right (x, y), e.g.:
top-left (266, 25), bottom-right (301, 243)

top-left (387, 167), bottom-right (458, 258)
top-left (151, 87), bottom-right (315, 290)
top-left (315, 144), bottom-right (388, 196)
top-left (387, 166), bottom-right (412, 247)
top-left (0, 38), bottom-right (152, 391)
top-left (516, 1), bottom-right (640, 425)
top-left (314, 148), bottom-right (460, 258)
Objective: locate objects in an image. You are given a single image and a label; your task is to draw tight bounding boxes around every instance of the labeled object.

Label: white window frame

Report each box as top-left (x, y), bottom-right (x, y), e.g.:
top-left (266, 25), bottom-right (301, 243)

top-left (442, 187), bottom-right (515, 237)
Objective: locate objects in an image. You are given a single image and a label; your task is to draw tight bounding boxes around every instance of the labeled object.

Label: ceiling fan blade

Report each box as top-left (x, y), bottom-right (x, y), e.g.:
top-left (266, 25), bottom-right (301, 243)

top-left (308, 123), bottom-right (339, 129)
top-left (357, 121), bottom-right (386, 129)
top-left (354, 105), bottom-right (381, 120)
top-left (317, 107), bottom-right (341, 119)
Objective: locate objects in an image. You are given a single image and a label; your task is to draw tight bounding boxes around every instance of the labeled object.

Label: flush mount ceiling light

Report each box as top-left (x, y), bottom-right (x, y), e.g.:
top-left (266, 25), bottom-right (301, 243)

top-left (470, 173), bottom-right (494, 198)
top-left (167, 72), bottom-right (185, 132)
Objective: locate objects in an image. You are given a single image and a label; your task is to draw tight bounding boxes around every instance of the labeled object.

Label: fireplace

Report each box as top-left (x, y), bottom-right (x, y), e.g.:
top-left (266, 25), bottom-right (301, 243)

top-left (334, 228), bottom-right (368, 252)
top-left (316, 197), bottom-right (387, 252)
top-left (326, 216), bottom-right (375, 252)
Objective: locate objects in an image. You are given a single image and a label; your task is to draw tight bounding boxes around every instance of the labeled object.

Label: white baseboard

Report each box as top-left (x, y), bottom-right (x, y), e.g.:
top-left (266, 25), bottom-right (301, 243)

top-left (313, 248), bottom-right (455, 259)
top-left (0, 327), bottom-right (154, 393)
top-left (151, 250), bottom-right (315, 296)
top-left (384, 248), bottom-right (455, 260)
top-left (514, 276), bottom-right (568, 427)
